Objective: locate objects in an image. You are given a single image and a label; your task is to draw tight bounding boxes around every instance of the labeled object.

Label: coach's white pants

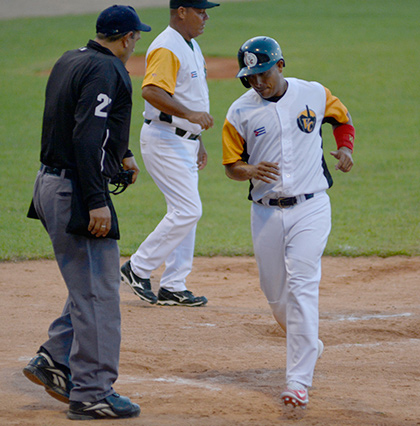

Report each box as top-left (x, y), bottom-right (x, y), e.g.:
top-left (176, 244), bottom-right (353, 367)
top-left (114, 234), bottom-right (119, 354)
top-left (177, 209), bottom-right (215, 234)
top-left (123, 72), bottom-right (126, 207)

top-left (130, 122), bottom-right (202, 292)
top-left (251, 191), bottom-right (331, 387)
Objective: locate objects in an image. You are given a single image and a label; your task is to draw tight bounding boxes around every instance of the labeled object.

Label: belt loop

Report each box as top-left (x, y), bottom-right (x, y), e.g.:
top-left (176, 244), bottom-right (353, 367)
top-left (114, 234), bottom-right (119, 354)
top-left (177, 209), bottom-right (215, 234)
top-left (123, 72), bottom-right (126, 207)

top-left (175, 127), bottom-right (186, 137)
top-left (144, 119), bottom-right (200, 140)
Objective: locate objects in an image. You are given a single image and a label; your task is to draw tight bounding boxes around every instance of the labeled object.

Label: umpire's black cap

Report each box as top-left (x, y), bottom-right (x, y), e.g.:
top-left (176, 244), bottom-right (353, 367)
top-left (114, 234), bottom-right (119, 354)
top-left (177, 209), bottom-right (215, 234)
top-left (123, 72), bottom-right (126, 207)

top-left (96, 5), bottom-right (151, 36)
top-left (170, 0), bottom-right (220, 9)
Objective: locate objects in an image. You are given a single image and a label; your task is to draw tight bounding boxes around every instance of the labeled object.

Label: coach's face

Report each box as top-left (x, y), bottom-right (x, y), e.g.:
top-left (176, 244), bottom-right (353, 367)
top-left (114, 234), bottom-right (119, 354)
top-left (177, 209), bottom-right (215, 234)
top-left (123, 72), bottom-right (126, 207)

top-left (247, 61), bottom-right (286, 99)
top-left (183, 7), bottom-right (209, 40)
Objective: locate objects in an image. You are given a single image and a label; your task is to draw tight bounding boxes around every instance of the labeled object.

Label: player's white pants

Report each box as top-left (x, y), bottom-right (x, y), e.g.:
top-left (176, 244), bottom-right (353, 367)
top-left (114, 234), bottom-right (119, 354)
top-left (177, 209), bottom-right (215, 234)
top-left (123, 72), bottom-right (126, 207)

top-left (251, 191), bottom-right (331, 387)
top-left (130, 122), bottom-right (202, 292)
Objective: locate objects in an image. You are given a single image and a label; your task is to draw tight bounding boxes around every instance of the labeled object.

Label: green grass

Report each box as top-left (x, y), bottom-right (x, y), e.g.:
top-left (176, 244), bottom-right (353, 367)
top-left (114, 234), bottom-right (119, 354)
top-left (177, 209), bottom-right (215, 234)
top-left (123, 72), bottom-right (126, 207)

top-left (1, 0), bottom-right (419, 260)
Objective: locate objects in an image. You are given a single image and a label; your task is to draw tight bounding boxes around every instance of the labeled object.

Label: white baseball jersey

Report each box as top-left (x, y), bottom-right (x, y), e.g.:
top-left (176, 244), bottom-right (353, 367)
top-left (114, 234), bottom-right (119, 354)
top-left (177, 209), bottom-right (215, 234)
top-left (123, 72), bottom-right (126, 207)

top-left (131, 25), bottom-right (210, 292)
top-left (223, 76), bottom-right (353, 388)
top-left (142, 25), bottom-right (210, 135)
top-left (222, 78), bottom-right (349, 201)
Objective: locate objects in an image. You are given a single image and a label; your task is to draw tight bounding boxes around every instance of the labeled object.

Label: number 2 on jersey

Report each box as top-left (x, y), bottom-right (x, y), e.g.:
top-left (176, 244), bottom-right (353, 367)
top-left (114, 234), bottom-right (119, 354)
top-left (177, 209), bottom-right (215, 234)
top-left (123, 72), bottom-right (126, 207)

top-left (95, 94), bottom-right (112, 118)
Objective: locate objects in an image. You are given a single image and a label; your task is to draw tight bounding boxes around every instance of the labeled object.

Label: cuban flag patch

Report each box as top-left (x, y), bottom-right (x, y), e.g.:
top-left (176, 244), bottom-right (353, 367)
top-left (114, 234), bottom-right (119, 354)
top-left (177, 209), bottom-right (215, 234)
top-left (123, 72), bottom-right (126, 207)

top-left (191, 71), bottom-right (198, 78)
top-left (254, 126), bottom-right (266, 137)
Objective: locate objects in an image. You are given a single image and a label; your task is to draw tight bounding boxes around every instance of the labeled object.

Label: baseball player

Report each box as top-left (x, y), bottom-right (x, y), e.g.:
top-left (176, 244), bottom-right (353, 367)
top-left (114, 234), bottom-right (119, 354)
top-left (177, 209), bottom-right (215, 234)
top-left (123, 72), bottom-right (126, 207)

top-left (222, 36), bottom-right (355, 409)
top-left (121, 0), bottom-right (219, 306)
top-left (23, 6), bottom-right (150, 420)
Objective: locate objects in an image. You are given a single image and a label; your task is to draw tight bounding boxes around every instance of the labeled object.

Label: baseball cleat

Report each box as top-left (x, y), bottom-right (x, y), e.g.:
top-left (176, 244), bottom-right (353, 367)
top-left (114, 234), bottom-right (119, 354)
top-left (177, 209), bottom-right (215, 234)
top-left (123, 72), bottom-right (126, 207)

top-left (281, 388), bottom-right (308, 409)
top-left (67, 392), bottom-right (140, 420)
top-left (157, 288), bottom-right (208, 307)
top-left (121, 260), bottom-right (157, 304)
top-left (281, 381), bottom-right (308, 409)
top-left (317, 339), bottom-right (324, 359)
top-left (23, 351), bottom-right (73, 403)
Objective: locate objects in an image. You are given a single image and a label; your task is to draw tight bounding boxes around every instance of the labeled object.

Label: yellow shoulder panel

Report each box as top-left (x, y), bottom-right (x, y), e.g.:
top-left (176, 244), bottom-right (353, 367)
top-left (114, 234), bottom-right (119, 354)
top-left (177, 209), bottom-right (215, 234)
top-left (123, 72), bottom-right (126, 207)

top-left (324, 86), bottom-right (349, 124)
top-left (142, 48), bottom-right (180, 95)
top-left (222, 119), bottom-right (246, 165)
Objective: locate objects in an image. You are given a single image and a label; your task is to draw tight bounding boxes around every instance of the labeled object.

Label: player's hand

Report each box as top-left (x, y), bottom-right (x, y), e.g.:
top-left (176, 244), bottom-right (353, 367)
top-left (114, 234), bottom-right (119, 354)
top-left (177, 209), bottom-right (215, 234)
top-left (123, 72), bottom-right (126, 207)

top-left (88, 206), bottom-right (111, 237)
top-left (122, 156), bottom-right (140, 184)
top-left (252, 161), bottom-right (280, 183)
top-left (197, 140), bottom-right (208, 170)
top-left (188, 111), bottom-right (214, 130)
top-left (330, 147), bottom-right (353, 172)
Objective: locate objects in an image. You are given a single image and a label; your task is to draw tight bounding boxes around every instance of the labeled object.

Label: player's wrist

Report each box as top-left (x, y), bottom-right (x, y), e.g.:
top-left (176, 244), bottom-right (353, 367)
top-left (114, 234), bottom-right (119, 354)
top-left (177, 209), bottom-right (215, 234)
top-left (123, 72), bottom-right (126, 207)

top-left (333, 124), bottom-right (355, 152)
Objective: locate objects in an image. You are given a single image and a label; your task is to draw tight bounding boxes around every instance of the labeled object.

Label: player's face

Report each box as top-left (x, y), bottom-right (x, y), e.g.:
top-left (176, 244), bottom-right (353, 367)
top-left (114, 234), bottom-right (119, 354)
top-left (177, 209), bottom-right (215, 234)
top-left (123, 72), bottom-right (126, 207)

top-left (184, 7), bottom-right (209, 39)
top-left (247, 62), bottom-right (284, 99)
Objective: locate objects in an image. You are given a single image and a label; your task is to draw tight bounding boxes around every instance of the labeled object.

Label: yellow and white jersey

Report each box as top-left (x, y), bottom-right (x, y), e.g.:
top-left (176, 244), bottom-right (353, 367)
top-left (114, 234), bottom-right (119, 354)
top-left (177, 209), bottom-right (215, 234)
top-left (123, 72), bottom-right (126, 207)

top-left (222, 78), bottom-right (349, 202)
top-left (142, 25), bottom-right (210, 135)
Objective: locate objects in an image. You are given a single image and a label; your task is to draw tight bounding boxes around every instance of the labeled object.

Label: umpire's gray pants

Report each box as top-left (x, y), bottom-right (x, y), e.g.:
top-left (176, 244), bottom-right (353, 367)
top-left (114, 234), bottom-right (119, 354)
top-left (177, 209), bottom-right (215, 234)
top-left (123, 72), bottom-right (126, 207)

top-left (32, 169), bottom-right (121, 402)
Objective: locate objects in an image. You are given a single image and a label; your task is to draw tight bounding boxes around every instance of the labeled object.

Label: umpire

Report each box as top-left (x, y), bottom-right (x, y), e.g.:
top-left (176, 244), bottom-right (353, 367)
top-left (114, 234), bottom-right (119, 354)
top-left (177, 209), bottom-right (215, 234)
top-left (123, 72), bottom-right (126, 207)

top-left (23, 5), bottom-right (151, 420)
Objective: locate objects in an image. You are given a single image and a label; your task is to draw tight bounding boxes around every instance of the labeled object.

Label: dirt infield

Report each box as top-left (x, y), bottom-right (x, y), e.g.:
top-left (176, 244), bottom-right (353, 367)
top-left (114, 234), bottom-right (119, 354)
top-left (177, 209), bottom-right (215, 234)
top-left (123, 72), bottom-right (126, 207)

top-left (126, 56), bottom-right (239, 80)
top-left (39, 56), bottom-right (241, 80)
top-left (1, 256), bottom-right (420, 425)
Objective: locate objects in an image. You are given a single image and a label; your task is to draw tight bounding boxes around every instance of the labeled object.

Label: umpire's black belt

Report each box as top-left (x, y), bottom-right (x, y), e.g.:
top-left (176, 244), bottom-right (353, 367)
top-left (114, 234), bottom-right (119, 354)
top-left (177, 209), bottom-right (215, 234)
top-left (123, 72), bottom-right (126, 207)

top-left (40, 164), bottom-right (74, 180)
top-left (258, 193), bottom-right (314, 208)
top-left (144, 119), bottom-right (200, 140)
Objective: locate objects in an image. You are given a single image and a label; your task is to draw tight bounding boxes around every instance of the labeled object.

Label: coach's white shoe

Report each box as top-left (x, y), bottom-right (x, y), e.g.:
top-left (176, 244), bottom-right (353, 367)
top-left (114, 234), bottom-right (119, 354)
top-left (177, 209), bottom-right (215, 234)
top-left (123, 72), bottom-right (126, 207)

top-left (281, 381), bottom-right (308, 408)
top-left (317, 339), bottom-right (324, 359)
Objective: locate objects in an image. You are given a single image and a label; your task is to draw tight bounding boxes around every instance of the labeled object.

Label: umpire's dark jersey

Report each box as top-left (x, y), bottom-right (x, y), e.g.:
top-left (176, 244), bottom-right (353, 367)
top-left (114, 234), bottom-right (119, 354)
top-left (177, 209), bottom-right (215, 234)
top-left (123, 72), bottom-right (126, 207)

top-left (40, 40), bottom-right (134, 211)
top-left (31, 38), bottom-right (135, 402)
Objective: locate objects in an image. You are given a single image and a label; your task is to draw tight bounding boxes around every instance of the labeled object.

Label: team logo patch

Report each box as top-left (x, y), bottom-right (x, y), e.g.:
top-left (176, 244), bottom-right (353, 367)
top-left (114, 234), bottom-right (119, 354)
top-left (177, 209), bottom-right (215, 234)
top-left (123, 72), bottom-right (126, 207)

top-left (191, 71), bottom-right (198, 78)
top-left (244, 52), bottom-right (258, 68)
top-left (254, 126), bottom-right (266, 137)
top-left (297, 105), bottom-right (317, 133)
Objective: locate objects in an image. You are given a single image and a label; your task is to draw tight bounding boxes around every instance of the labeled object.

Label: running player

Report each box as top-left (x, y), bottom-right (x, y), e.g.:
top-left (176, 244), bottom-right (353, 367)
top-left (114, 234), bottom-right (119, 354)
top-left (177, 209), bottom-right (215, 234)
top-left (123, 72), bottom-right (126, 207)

top-left (222, 36), bottom-right (355, 409)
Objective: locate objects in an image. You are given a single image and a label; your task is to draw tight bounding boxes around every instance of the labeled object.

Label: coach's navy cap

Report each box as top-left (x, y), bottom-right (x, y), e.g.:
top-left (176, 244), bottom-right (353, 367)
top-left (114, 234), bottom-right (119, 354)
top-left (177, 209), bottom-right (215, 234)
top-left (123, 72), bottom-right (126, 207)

top-left (170, 0), bottom-right (220, 9)
top-left (96, 5), bottom-right (151, 36)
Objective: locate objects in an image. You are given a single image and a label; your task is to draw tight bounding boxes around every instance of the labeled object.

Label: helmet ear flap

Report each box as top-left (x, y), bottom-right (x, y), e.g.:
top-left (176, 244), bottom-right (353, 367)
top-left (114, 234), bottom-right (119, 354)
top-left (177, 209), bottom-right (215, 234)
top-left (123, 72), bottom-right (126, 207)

top-left (240, 76), bottom-right (251, 88)
top-left (237, 48), bottom-right (251, 88)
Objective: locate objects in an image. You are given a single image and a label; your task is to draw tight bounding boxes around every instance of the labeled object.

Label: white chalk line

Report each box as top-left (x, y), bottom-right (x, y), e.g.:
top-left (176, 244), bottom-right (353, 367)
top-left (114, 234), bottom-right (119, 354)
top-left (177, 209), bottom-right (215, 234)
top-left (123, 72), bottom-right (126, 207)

top-left (322, 312), bottom-right (413, 322)
top-left (330, 338), bottom-right (420, 350)
top-left (118, 374), bottom-right (222, 391)
top-left (181, 323), bottom-right (217, 329)
top-left (182, 313), bottom-right (414, 330)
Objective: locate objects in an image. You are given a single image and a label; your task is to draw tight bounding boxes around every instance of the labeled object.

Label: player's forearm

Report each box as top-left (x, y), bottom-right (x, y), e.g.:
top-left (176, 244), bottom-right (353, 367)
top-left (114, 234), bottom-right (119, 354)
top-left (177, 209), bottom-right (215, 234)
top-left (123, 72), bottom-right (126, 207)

top-left (224, 161), bottom-right (254, 181)
top-left (332, 112), bottom-right (355, 153)
top-left (142, 85), bottom-right (194, 120)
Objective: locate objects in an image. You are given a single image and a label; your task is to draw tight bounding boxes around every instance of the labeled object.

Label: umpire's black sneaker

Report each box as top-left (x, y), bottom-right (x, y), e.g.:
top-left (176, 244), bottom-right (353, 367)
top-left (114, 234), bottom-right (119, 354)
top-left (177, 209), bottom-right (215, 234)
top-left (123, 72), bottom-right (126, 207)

top-left (121, 260), bottom-right (157, 304)
top-left (67, 393), bottom-right (140, 420)
top-left (157, 288), bottom-right (208, 307)
top-left (23, 351), bottom-right (73, 403)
